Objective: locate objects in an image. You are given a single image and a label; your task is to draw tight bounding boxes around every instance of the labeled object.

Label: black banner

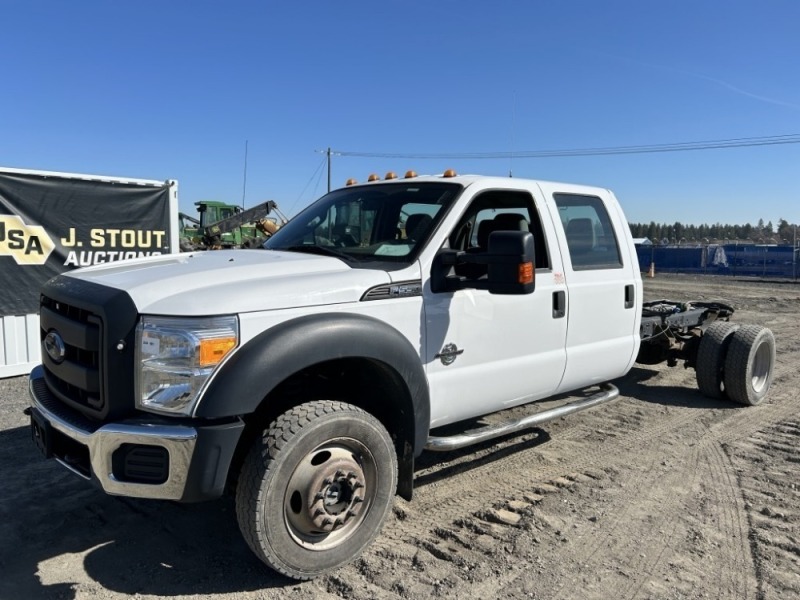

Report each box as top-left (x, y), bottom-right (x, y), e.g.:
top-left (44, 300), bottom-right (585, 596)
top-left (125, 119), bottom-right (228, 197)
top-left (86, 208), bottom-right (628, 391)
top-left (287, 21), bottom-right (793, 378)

top-left (0, 171), bottom-right (172, 316)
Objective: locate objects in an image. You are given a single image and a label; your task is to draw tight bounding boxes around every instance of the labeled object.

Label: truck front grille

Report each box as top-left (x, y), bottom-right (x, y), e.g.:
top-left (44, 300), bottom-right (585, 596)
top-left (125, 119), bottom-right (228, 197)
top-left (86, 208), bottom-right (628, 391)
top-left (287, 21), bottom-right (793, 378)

top-left (40, 295), bottom-right (105, 415)
top-left (38, 275), bottom-right (139, 421)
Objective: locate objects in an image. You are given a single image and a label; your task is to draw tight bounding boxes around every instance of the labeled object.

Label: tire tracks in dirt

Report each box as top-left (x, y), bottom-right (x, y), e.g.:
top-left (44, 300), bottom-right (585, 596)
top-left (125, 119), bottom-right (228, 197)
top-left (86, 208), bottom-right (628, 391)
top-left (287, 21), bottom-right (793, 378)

top-left (726, 419), bottom-right (800, 600)
top-left (325, 375), bottom-right (799, 599)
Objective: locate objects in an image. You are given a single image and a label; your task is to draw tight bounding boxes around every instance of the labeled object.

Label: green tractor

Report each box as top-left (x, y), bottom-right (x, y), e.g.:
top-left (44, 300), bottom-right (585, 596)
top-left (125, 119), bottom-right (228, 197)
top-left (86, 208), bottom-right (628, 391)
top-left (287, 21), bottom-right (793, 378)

top-left (179, 200), bottom-right (288, 251)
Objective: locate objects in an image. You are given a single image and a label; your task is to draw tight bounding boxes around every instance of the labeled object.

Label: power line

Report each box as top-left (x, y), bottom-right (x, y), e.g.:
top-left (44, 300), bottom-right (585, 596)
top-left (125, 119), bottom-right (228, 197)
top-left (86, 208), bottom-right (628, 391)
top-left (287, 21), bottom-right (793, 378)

top-left (334, 133), bottom-right (800, 160)
top-left (284, 156), bottom-right (327, 217)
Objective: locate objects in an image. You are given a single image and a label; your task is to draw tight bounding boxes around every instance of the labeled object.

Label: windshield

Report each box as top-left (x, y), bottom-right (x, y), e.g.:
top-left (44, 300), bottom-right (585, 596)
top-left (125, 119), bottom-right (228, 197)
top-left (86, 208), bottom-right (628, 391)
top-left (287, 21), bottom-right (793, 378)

top-left (265, 182), bottom-right (462, 264)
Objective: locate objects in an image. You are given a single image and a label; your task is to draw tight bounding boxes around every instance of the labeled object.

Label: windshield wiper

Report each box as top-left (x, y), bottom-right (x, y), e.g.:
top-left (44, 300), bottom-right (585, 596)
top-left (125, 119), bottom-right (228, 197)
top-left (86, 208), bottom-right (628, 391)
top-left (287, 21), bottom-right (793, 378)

top-left (282, 245), bottom-right (356, 262)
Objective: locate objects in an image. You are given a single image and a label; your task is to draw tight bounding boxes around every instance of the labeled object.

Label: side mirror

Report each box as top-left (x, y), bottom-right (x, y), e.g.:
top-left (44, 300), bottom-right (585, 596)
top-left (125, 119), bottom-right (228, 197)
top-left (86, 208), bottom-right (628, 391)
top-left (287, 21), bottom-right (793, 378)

top-left (486, 230), bottom-right (536, 294)
top-left (432, 231), bottom-right (536, 295)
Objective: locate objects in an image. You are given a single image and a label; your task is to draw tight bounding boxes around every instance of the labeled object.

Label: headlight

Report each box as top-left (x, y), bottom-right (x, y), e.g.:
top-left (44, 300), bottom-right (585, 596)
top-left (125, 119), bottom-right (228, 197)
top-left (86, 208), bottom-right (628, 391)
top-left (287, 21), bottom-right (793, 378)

top-left (135, 315), bottom-right (238, 416)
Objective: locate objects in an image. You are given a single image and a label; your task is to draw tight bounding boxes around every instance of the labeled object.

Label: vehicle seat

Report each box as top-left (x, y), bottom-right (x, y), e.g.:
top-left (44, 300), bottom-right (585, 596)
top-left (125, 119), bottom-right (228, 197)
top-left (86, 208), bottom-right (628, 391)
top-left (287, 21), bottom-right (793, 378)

top-left (461, 213), bottom-right (529, 278)
top-left (565, 218), bottom-right (594, 256)
top-left (332, 224), bottom-right (359, 247)
top-left (405, 213), bottom-right (433, 242)
top-left (475, 213), bottom-right (528, 249)
top-left (475, 219), bottom-right (494, 249)
top-left (489, 213), bottom-right (528, 244)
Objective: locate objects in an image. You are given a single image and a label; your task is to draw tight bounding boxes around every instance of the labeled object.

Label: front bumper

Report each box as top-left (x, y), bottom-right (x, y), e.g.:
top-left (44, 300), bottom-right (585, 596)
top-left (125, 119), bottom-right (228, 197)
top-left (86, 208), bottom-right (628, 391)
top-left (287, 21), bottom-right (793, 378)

top-left (28, 365), bottom-right (244, 502)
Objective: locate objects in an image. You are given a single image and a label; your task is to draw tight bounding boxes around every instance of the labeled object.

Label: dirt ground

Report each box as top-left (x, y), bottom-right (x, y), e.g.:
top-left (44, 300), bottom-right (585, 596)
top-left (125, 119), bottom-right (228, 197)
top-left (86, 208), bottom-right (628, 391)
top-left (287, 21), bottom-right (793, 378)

top-left (1, 274), bottom-right (798, 600)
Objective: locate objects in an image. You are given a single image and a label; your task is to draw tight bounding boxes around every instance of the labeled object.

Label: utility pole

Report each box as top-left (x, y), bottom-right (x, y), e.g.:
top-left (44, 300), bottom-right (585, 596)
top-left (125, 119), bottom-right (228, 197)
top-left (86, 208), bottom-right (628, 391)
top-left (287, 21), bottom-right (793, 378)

top-left (241, 140), bottom-right (249, 210)
top-left (315, 147), bottom-right (337, 193)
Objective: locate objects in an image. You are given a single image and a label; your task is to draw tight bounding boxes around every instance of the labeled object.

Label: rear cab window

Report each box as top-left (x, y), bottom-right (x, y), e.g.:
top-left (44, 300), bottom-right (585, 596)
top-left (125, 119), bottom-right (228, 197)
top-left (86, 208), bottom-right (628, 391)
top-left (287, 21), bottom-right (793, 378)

top-left (554, 193), bottom-right (623, 270)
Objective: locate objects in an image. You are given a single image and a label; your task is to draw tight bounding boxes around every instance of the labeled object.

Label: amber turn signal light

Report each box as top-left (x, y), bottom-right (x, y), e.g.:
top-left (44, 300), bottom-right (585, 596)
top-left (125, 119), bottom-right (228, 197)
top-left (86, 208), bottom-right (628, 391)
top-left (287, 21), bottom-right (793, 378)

top-left (518, 262), bottom-right (534, 284)
top-left (199, 337), bottom-right (237, 367)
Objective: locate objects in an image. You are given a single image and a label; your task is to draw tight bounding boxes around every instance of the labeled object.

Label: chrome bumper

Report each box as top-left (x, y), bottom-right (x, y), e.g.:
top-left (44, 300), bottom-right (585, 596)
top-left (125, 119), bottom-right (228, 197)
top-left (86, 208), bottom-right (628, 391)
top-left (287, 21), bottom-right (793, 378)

top-left (28, 366), bottom-right (198, 500)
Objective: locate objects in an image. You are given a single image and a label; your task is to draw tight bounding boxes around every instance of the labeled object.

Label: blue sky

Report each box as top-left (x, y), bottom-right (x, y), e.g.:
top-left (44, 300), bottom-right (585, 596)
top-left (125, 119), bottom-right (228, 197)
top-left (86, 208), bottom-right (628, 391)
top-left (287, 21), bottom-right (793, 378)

top-left (2, 0), bottom-right (799, 227)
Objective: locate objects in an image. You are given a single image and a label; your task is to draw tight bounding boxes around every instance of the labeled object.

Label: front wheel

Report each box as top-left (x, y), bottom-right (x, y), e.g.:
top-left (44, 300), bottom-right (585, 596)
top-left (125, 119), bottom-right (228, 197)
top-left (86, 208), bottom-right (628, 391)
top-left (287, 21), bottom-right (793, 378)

top-left (236, 401), bottom-right (398, 580)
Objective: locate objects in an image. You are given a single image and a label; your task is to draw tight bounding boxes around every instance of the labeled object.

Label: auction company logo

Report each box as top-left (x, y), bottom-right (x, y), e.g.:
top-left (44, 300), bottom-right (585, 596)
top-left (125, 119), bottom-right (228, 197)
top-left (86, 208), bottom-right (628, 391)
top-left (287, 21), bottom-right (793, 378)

top-left (0, 215), bottom-right (55, 265)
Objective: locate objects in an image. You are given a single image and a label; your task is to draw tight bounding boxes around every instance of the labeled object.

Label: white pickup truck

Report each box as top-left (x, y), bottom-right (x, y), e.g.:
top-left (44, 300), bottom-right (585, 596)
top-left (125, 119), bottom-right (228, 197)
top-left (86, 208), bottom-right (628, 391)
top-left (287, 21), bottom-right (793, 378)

top-left (28, 171), bottom-right (775, 579)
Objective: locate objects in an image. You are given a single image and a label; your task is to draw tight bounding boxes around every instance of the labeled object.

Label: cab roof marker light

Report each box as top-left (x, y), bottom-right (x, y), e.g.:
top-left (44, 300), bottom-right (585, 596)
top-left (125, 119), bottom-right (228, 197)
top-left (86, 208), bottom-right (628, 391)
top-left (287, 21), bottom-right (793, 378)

top-left (367, 173), bottom-right (380, 182)
top-left (345, 178), bottom-right (358, 186)
top-left (385, 171), bottom-right (398, 180)
top-left (442, 169), bottom-right (458, 178)
top-left (404, 170), bottom-right (417, 178)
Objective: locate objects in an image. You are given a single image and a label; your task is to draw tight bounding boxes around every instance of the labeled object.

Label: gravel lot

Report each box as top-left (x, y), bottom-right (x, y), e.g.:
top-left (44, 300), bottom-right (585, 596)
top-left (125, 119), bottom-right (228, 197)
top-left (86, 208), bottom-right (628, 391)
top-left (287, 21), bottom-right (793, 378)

top-left (1, 274), bottom-right (798, 600)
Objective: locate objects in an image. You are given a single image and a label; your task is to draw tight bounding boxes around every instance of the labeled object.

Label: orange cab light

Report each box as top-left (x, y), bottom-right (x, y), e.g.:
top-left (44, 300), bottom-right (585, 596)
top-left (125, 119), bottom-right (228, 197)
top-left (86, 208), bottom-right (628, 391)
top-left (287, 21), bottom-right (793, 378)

top-left (518, 262), bottom-right (534, 284)
top-left (385, 171), bottom-right (398, 180)
top-left (345, 178), bottom-right (358, 186)
top-left (367, 173), bottom-right (380, 182)
top-left (404, 170), bottom-right (417, 178)
top-left (442, 169), bottom-right (457, 178)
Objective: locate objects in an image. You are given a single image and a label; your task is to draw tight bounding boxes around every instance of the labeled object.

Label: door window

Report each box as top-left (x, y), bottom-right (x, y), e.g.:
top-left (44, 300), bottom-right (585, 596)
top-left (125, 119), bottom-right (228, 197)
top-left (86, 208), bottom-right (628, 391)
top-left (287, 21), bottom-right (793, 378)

top-left (447, 190), bottom-right (550, 275)
top-left (554, 193), bottom-right (622, 270)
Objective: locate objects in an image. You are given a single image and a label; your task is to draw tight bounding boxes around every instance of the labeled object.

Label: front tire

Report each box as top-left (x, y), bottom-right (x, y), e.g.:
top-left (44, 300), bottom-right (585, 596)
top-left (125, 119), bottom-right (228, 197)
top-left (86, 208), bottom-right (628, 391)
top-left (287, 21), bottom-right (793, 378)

top-left (236, 401), bottom-right (398, 580)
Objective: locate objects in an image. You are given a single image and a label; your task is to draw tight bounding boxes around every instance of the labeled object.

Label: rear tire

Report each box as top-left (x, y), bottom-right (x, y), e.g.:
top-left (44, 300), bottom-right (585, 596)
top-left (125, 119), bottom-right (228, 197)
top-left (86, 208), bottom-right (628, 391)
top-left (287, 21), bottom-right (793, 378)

top-left (235, 400), bottom-right (397, 580)
top-left (696, 322), bottom-right (739, 399)
top-left (723, 325), bottom-right (776, 406)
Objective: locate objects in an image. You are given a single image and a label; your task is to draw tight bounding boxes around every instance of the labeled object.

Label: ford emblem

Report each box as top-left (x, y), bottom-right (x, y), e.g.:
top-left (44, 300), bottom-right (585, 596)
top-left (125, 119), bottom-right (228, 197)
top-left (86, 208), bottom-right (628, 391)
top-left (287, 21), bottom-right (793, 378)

top-left (435, 343), bottom-right (464, 366)
top-left (44, 330), bottom-right (66, 364)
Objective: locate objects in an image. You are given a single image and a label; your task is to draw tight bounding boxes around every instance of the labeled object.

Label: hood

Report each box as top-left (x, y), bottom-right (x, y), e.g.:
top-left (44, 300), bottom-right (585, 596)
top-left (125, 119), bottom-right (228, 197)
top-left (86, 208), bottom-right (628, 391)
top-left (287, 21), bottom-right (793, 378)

top-left (65, 249), bottom-right (390, 315)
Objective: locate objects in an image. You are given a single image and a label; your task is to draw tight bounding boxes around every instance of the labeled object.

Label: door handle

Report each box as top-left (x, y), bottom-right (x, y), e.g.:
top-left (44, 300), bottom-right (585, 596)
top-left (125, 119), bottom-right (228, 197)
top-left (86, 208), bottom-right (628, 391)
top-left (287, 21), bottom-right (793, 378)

top-left (624, 284), bottom-right (635, 309)
top-left (553, 291), bottom-right (566, 319)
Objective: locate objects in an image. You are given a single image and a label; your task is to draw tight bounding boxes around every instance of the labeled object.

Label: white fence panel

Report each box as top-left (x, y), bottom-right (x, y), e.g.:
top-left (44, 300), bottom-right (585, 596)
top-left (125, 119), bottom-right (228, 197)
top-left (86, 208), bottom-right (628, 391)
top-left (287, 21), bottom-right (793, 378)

top-left (0, 314), bottom-right (40, 378)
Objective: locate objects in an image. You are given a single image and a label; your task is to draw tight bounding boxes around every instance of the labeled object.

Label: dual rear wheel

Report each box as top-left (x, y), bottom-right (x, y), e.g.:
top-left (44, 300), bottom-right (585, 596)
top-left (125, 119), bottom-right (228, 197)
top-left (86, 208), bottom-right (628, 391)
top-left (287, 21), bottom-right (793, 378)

top-left (696, 322), bottom-right (775, 405)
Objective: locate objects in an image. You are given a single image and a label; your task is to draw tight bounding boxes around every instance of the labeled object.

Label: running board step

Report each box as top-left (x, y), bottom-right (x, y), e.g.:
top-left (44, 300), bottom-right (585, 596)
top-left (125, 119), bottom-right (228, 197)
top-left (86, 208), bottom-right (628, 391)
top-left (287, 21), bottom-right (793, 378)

top-left (424, 383), bottom-right (620, 452)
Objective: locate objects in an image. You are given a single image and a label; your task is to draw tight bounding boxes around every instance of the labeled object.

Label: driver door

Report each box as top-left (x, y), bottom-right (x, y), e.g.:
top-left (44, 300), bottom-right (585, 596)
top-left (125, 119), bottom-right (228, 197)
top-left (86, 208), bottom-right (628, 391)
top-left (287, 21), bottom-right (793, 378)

top-left (423, 188), bottom-right (568, 429)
